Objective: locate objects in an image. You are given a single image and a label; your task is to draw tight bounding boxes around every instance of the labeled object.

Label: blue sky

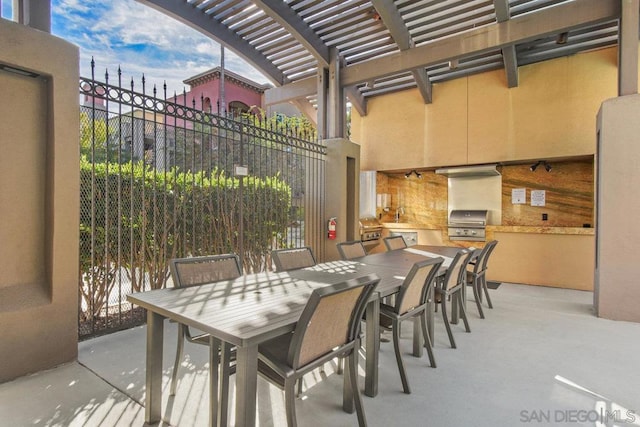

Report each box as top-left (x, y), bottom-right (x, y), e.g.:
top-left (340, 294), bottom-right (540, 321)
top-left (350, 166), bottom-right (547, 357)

top-left (1, 0), bottom-right (270, 95)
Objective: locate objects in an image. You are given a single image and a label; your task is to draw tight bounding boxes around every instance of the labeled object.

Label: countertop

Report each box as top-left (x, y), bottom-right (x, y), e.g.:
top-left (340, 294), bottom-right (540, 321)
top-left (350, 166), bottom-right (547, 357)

top-left (381, 222), bottom-right (594, 235)
top-left (381, 222), bottom-right (441, 230)
top-left (486, 225), bottom-right (594, 235)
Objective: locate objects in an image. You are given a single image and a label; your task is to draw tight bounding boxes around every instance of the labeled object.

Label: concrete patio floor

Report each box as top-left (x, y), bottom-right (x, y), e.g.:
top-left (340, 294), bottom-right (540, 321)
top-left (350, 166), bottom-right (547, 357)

top-left (2, 283), bottom-right (640, 426)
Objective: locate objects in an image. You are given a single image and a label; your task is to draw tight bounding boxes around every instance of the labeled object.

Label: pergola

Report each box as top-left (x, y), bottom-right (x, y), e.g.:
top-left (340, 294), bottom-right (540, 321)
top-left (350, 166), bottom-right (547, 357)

top-left (12, 0), bottom-right (637, 135)
top-left (134, 0), bottom-right (635, 139)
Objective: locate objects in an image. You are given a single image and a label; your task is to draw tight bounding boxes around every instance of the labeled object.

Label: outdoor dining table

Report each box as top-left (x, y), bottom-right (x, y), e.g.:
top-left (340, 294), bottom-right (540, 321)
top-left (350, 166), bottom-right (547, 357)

top-left (127, 245), bottom-right (462, 427)
top-left (128, 264), bottom-right (402, 427)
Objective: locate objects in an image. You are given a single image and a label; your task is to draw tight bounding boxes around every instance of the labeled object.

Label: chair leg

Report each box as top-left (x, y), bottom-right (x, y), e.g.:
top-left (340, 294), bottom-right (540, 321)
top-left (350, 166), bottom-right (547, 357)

top-left (457, 292), bottom-right (471, 333)
top-left (392, 319), bottom-right (411, 394)
top-left (482, 276), bottom-right (494, 309)
top-left (342, 354), bottom-right (354, 414)
top-left (284, 378), bottom-right (298, 427)
top-left (440, 297), bottom-right (456, 349)
top-left (420, 312), bottom-right (436, 368)
top-left (471, 277), bottom-right (485, 319)
top-left (348, 348), bottom-right (367, 427)
top-left (296, 377), bottom-right (303, 397)
top-left (170, 324), bottom-right (186, 396)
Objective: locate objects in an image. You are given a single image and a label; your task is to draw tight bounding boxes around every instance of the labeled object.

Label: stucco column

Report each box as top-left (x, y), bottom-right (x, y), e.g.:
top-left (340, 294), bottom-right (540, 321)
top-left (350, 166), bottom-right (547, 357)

top-left (0, 19), bottom-right (79, 382)
top-left (595, 94), bottom-right (640, 323)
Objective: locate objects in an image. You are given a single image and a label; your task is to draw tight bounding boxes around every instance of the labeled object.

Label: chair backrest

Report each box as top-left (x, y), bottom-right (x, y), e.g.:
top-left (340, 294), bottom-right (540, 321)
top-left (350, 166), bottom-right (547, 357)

top-left (288, 274), bottom-right (379, 368)
top-left (383, 235), bottom-right (407, 251)
top-left (395, 257), bottom-right (444, 315)
top-left (442, 249), bottom-right (473, 291)
top-left (336, 240), bottom-right (367, 260)
top-left (271, 247), bottom-right (317, 272)
top-left (170, 254), bottom-right (242, 288)
top-left (475, 240), bottom-right (498, 273)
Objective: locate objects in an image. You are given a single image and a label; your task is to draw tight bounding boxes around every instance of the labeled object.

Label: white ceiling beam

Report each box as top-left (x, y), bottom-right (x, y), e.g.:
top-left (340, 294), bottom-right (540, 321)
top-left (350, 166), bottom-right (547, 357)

top-left (136, 0), bottom-right (287, 85)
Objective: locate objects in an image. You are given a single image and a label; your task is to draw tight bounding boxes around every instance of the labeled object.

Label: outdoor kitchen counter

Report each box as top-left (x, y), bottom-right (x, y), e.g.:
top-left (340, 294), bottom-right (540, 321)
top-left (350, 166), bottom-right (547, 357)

top-left (487, 227), bottom-right (595, 291)
top-left (381, 223), bottom-right (595, 235)
top-left (379, 223), bottom-right (595, 291)
top-left (486, 225), bottom-right (594, 235)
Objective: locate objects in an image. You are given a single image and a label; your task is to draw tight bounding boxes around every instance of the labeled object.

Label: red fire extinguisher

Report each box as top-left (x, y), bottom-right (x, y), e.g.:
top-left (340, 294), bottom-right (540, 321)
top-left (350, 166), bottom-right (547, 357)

top-left (327, 217), bottom-right (337, 240)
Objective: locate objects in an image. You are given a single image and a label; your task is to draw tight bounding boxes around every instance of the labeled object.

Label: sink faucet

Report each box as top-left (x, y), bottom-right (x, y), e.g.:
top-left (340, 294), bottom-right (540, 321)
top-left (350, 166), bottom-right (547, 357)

top-left (394, 207), bottom-right (404, 222)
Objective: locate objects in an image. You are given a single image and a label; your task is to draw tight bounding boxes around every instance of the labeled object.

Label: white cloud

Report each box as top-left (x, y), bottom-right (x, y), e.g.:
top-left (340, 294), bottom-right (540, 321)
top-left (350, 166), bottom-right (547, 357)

top-left (92, 1), bottom-right (197, 49)
top-left (196, 42), bottom-right (217, 55)
top-left (54, 0), bottom-right (271, 95)
top-left (56, 0), bottom-right (91, 14)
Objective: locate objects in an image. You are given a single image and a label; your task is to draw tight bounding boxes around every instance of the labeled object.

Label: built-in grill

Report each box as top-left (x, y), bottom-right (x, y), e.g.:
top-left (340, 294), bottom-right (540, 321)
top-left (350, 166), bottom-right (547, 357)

top-left (448, 210), bottom-right (488, 241)
top-left (359, 217), bottom-right (383, 248)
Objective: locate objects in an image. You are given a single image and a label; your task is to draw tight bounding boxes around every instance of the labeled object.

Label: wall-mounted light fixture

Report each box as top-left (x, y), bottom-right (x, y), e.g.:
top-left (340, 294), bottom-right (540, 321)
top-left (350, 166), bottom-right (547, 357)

top-left (404, 169), bottom-right (423, 179)
top-left (556, 32), bottom-right (569, 45)
top-left (530, 160), bottom-right (552, 172)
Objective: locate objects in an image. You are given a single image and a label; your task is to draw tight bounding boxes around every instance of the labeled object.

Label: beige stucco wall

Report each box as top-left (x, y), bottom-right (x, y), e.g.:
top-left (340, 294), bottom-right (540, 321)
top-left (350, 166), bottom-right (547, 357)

top-left (595, 94), bottom-right (640, 323)
top-left (0, 19), bottom-right (79, 382)
top-left (348, 47), bottom-right (627, 294)
top-left (352, 47), bottom-right (619, 170)
top-left (488, 232), bottom-right (594, 291)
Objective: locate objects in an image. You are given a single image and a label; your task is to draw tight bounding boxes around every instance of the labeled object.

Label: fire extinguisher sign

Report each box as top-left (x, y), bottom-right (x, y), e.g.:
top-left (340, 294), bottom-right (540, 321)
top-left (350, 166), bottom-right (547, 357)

top-left (327, 217), bottom-right (337, 240)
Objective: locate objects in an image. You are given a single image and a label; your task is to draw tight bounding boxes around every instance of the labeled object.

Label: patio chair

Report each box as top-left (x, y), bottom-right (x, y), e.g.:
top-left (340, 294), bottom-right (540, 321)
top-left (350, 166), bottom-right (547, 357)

top-left (272, 247), bottom-right (317, 271)
top-left (168, 254), bottom-right (242, 424)
top-left (383, 235), bottom-right (408, 251)
top-left (435, 249), bottom-right (474, 348)
top-left (466, 240), bottom-right (499, 318)
top-left (379, 257), bottom-right (443, 394)
top-left (257, 274), bottom-right (379, 427)
top-left (337, 240), bottom-right (367, 260)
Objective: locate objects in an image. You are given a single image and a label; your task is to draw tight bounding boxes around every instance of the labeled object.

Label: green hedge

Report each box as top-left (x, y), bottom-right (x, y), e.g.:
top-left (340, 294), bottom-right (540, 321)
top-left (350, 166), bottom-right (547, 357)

top-left (79, 157), bottom-right (291, 320)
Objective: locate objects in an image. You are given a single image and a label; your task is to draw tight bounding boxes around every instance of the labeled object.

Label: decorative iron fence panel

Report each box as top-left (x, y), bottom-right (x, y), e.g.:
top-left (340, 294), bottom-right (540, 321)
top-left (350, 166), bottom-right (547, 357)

top-left (79, 63), bottom-right (325, 339)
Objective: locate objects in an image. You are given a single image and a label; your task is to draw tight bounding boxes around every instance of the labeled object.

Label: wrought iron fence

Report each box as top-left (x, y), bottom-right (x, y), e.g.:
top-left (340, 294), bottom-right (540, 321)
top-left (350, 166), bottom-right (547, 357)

top-left (79, 61), bottom-right (325, 339)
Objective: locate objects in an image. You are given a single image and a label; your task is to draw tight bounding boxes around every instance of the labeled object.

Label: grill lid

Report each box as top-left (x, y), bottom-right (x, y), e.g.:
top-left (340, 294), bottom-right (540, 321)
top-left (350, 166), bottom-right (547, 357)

top-left (359, 217), bottom-right (382, 230)
top-left (448, 210), bottom-right (488, 226)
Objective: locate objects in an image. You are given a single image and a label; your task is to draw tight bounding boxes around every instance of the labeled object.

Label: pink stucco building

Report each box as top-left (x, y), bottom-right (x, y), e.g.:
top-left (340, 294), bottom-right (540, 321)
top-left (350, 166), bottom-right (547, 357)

top-left (168, 67), bottom-right (268, 118)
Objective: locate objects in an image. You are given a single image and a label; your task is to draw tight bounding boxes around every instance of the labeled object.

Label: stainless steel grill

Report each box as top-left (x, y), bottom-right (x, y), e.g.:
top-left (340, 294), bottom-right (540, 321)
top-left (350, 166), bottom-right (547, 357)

top-left (359, 217), bottom-right (383, 248)
top-left (448, 210), bottom-right (488, 241)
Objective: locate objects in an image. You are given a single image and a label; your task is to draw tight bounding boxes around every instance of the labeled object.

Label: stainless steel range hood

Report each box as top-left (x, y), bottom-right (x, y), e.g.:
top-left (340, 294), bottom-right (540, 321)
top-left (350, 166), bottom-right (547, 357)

top-left (435, 164), bottom-right (500, 177)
